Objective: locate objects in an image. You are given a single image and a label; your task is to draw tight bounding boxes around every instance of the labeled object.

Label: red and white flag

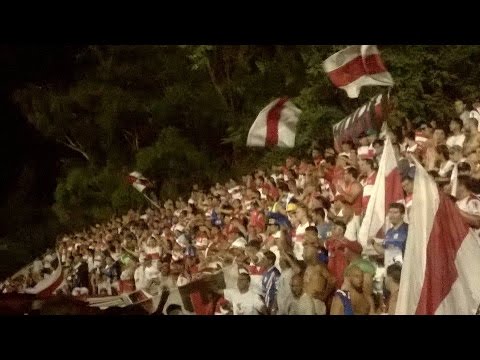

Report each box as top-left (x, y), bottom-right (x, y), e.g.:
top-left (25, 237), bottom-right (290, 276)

top-left (246, 97), bottom-right (301, 148)
top-left (358, 136), bottom-right (404, 252)
top-left (323, 45), bottom-right (394, 98)
top-left (396, 159), bottom-right (480, 315)
top-left (127, 171), bottom-right (150, 193)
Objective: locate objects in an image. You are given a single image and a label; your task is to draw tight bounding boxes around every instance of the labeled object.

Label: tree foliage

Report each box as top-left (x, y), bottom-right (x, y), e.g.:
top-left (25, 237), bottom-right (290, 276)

top-left (12, 45), bottom-right (480, 233)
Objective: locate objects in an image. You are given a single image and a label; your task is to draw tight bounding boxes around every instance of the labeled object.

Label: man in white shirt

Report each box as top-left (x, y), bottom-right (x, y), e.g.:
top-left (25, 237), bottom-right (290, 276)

top-left (223, 272), bottom-right (267, 315)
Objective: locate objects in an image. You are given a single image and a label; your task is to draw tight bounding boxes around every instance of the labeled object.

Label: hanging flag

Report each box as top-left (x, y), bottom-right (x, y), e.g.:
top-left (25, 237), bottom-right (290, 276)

top-left (127, 171), bottom-right (151, 193)
top-left (396, 159), bottom-right (480, 315)
top-left (332, 93), bottom-right (389, 152)
top-left (358, 136), bottom-right (404, 252)
top-left (246, 97), bottom-right (301, 148)
top-left (323, 45), bottom-right (394, 98)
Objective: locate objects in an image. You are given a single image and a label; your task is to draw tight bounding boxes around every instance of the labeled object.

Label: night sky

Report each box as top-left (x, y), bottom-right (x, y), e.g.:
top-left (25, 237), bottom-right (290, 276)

top-left (0, 46), bottom-right (81, 237)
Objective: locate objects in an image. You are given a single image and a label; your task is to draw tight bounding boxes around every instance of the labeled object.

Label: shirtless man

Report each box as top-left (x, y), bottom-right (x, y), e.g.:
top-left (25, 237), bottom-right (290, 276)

top-left (302, 244), bottom-right (336, 304)
top-left (330, 265), bottom-right (370, 315)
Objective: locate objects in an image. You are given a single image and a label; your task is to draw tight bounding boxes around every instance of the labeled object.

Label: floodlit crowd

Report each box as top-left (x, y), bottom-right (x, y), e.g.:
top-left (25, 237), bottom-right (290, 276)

top-left (2, 99), bottom-right (480, 315)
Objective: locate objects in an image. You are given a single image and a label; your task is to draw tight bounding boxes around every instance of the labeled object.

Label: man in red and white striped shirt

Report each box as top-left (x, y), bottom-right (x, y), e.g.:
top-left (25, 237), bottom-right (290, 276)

top-left (358, 158), bottom-right (377, 216)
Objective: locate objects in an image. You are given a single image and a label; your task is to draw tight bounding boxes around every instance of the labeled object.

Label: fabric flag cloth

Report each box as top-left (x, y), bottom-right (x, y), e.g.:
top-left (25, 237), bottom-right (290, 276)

top-left (358, 137), bottom-right (404, 253)
top-left (246, 97), bottom-right (301, 148)
top-left (127, 171), bottom-right (150, 193)
top-left (396, 158), bottom-right (480, 315)
top-left (332, 93), bottom-right (388, 153)
top-left (323, 45), bottom-right (394, 98)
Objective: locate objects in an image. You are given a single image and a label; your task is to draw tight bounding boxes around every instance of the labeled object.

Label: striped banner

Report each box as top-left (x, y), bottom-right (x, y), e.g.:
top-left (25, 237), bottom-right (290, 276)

top-left (332, 93), bottom-right (389, 152)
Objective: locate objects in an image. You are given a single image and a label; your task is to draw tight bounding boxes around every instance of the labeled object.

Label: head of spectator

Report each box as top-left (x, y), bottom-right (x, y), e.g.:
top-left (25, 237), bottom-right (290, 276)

top-left (290, 273), bottom-right (303, 299)
top-left (401, 175), bottom-right (414, 196)
top-left (388, 203), bottom-right (406, 227)
top-left (344, 166), bottom-right (359, 185)
top-left (345, 265), bottom-right (364, 292)
top-left (449, 118), bottom-right (463, 134)
top-left (449, 145), bottom-right (464, 163)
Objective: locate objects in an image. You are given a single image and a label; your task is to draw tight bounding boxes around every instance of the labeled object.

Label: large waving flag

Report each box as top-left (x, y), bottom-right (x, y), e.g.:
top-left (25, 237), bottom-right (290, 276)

top-left (396, 159), bottom-right (480, 315)
top-left (358, 136), bottom-right (404, 252)
top-left (247, 97), bottom-right (301, 148)
top-left (323, 45), bottom-right (394, 98)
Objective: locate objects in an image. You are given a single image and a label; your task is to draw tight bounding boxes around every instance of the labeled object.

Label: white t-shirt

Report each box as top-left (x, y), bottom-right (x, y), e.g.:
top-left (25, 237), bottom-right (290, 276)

top-left (145, 265), bottom-right (160, 281)
top-left (446, 134), bottom-right (466, 148)
top-left (287, 293), bottom-right (326, 315)
top-left (224, 289), bottom-right (264, 315)
top-left (134, 266), bottom-right (146, 290)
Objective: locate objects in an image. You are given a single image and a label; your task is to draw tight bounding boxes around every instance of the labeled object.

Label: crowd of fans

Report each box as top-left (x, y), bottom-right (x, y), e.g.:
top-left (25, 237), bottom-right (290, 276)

top-left (2, 99), bottom-right (480, 315)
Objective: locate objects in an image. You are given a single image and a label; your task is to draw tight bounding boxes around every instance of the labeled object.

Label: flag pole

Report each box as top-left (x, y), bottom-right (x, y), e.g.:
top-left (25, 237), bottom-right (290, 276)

top-left (142, 192), bottom-right (162, 210)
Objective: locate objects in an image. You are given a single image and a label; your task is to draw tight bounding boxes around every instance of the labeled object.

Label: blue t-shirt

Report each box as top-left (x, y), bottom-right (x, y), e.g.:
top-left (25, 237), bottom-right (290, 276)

top-left (383, 223), bottom-right (408, 267)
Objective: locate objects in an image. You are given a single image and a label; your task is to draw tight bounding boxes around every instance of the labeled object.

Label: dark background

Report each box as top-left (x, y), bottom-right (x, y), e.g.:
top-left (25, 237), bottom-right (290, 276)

top-left (0, 46), bottom-right (82, 278)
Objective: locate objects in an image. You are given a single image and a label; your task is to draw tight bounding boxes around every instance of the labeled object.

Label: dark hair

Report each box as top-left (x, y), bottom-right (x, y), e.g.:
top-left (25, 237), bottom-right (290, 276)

top-left (458, 162), bottom-right (471, 173)
top-left (305, 226), bottom-right (318, 234)
top-left (342, 140), bottom-right (355, 148)
top-left (346, 167), bottom-right (359, 179)
top-left (247, 240), bottom-right (262, 250)
top-left (389, 202), bottom-right (406, 214)
top-left (373, 139), bottom-right (384, 147)
top-left (313, 207), bottom-right (326, 219)
top-left (277, 182), bottom-right (289, 192)
top-left (333, 220), bottom-right (346, 233)
top-left (166, 304), bottom-right (182, 314)
top-left (458, 175), bottom-right (475, 192)
top-left (386, 263), bottom-right (402, 284)
top-left (450, 118), bottom-right (463, 127)
top-left (436, 145), bottom-right (449, 160)
top-left (405, 131), bottom-right (416, 141)
top-left (238, 272), bottom-right (251, 281)
top-left (361, 158), bottom-right (375, 170)
top-left (263, 250), bottom-right (276, 265)
top-left (325, 156), bottom-right (336, 166)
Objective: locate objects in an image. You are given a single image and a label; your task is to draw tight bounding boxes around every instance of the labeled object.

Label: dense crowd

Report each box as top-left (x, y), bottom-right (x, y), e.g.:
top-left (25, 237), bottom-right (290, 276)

top-left (2, 99), bottom-right (480, 315)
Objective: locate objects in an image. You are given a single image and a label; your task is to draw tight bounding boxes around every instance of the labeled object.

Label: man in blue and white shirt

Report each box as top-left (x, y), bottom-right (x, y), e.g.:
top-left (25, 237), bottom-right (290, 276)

top-left (370, 203), bottom-right (408, 267)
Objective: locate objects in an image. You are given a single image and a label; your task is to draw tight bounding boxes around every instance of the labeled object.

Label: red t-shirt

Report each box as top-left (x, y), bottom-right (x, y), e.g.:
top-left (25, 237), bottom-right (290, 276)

top-left (326, 237), bottom-right (348, 289)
